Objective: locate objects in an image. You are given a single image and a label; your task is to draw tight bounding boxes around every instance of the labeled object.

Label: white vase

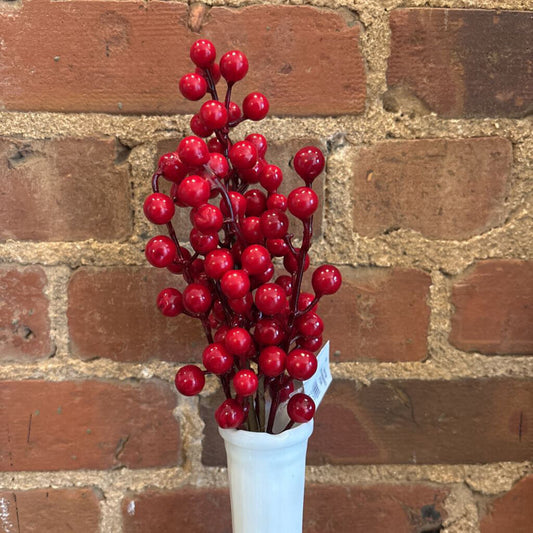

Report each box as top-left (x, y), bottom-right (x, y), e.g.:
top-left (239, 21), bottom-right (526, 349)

top-left (218, 420), bottom-right (314, 533)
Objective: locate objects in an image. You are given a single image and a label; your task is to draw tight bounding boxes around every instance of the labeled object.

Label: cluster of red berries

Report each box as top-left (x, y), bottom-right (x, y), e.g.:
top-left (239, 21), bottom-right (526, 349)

top-left (144, 39), bottom-right (341, 433)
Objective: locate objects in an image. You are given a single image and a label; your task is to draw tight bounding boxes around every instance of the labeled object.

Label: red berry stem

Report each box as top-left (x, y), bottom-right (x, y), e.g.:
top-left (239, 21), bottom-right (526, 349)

top-left (224, 81), bottom-right (234, 110)
top-left (282, 420), bottom-right (295, 433)
top-left (200, 315), bottom-right (214, 344)
top-left (151, 171), bottom-right (161, 193)
top-left (266, 375), bottom-right (283, 433)
top-left (212, 176), bottom-right (246, 247)
top-left (204, 67), bottom-right (219, 101)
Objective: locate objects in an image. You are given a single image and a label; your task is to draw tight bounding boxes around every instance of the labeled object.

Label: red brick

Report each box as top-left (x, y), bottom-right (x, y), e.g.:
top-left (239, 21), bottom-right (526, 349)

top-left (387, 9), bottom-right (533, 117)
top-left (0, 137), bottom-right (131, 241)
top-left (304, 484), bottom-right (448, 533)
top-left (67, 267), bottom-right (205, 362)
top-left (351, 137), bottom-right (511, 239)
top-left (450, 260), bottom-right (533, 355)
top-left (309, 378), bottom-right (533, 465)
top-left (480, 475), bottom-right (533, 533)
top-left (0, 380), bottom-right (179, 471)
top-left (0, 488), bottom-right (100, 533)
top-left (321, 267), bottom-right (431, 362)
top-left (122, 488), bottom-right (231, 533)
top-left (0, 266), bottom-right (53, 361)
top-left (0, 3), bottom-right (365, 115)
top-left (155, 137), bottom-right (327, 241)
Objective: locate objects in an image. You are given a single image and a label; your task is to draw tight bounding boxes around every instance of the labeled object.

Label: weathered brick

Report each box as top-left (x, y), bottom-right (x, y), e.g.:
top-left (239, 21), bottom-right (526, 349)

top-left (304, 484), bottom-right (448, 533)
top-left (387, 9), bottom-right (533, 117)
top-left (450, 260), bottom-right (533, 355)
top-left (0, 266), bottom-right (53, 361)
top-left (321, 267), bottom-right (431, 362)
top-left (480, 475), bottom-right (533, 533)
top-left (0, 3), bottom-right (365, 115)
top-left (200, 388), bottom-right (227, 466)
top-left (0, 137), bottom-right (131, 241)
top-left (309, 378), bottom-right (533, 465)
top-left (67, 267), bottom-right (205, 362)
top-left (0, 488), bottom-right (101, 533)
top-left (351, 138), bottom-right (511, 239)
top-left (0, 380), bottom-right (179, 471)
top-left (155, 137), bottom-right (327, 241)
top-left (122, 488), bottom-right (231, 533)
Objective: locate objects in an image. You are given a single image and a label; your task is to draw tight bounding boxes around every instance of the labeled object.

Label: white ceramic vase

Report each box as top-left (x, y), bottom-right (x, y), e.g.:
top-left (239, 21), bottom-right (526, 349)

top-left (218, 420), bottom-right (314, 533)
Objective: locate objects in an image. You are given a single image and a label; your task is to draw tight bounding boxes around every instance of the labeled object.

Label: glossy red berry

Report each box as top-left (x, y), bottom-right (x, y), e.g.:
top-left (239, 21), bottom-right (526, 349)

top-left (295, 312), bottom-right (324, 337)
top-left (207, 137), bottom-right (224, 153)
top-left (275, 275), bottom-right (293, 296)
top-left (228, 292), bottom-right (253, 315)
top-left (191, 203), bottom-right (224, 233)
top-left (178, 136), bottom-right (210, 167)
top-left (157, 287), bottom-right (183, 317)
top-left (233, 369), bottom-right (258, 396)
top-left (220, 270), bottom-right (250, 299)
top-left (206, 152), bottom-right (229, 179)
top-left (254, 318), bottom-right (286, 345)
top-left (175, 365), bottom-right (205, 396)
top-left (260, 164), bottom-right (283, 192)
top-left (228, 101), bottom-right (242, 122)
top-left (244, 189), bottom-right (267, 216)
top-left (167, 247), bottom-right (191, 274)
top-left (190, 228), bottom-right (218, 254)
top-left (266, 193), bottom-right (287, 212)
top-left (241, 217), bottom-right (263, 243)
top-left (288, 187), bottom-right (319, 219)
top-left (266, 238), bottom-right (289, 257)
top-left (312, 265), bottom-right (342, 296)
top-left (220, 50), bottom-right (249, 82)
top-left (293, 146), bottom-right (325, 184)
top-left (260, 209), bottom-right (289, 239)
top-left (176, 175), bottom-right (210, 207)
top-left (158, 152), bottom-right (187, 183)
top-left (255, 283), bottom-right (286, 315)
top-left (299, 335), bottom-right (322, 351)
top-left (190, 114), bottom-right (213, 138)
top-left (224, 327), bottom-right (253, 356)
top-left (283, 248), bottom-right (310, 274)
top-left (258, 346), bottom-right (286, 377)
top-left (243, 92), bottom-right (269, 121)
top-left (145, 235), bottom-right (176, 268)
top-left (229, 141), bottom-right (257, 170)
top-left (183, 283), bottom-right (212, 314)
top-left (287, 393), bottom-right (315, 423)
top-left (220, 191), bottom-right (247, 218)
top-left (215, 399), bottom-right (246, 429)
top-left (240, 159), bottom-right (265, 184)
top-left (298, 292), bottom-right (318, 312)
top-left (286, 348), bottom-right (317, 380)
top-left (204, 249), bottom-right (234, 279)
top-left (179, 72), bottom-right (208, 101)
top-left (190, 39), bottom-right (216, 68)
top-left (202, 343), bottom-right (233, 375)
top-left (241, 244), bottom-right (271, 275)
top-left (143, 193), bottom-right (175, 225)
top-left (245, 133), bottom-right (267, 158)
top-left (200, 100), bottom-right (228, 130)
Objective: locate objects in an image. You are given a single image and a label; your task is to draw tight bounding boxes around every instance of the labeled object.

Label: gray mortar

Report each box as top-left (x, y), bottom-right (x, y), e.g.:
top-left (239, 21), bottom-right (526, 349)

top-left (0, 0), bottom-right (531, 530)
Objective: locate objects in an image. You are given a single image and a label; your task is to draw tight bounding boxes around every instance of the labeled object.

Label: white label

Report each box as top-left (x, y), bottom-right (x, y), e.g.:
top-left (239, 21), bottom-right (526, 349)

top-left (304, 341), bottom-right (332, 408)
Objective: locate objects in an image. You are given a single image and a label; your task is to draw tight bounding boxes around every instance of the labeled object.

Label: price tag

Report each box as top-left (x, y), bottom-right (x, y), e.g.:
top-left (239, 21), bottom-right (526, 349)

top-left (303, 341), bottom-right (332, 408)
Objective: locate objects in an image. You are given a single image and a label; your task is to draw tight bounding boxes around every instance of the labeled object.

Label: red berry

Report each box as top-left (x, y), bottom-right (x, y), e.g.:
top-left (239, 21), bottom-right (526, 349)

top-left (244, 189), bottom-right (267, 216)
top-left (229, 141), bottom-right (257, 170)
top-left (215, 399), bottom-right (246, 429)
top-left (200, 100), bottom-right (228, 130)
top-left (254, 318), bottom-right (286, 345)
top-left (143, 193), bottom-right (175, 225)
top-left (190, 228), bottom-right (218, 254)
top-left (179, 72), bottom-right (207, 101)
top-left (157, 287), bottom-right (183, 317)
top-left (260, 209), bottom-right (289, 239)
top-left (228, 101), bottom-right (242, 122)
top-left (205, 249), bottom-right (234, 279)
top-left (206, 152), bottom-right (229, 179)
top-left (252, 263), bottom-right (274, 285)
top-left (240, 159), bottom-right (265, 184)
top-left (214, 325), bottom-right (230, 343)
top-left (241, 244), bottom-right (271, 275)
top-left (220, 191), bottom-right (247, 218)
top-left (207, 137), bottom-right (224, 153)
top-left (287, 393), bottom-right (315, 423)
top-left (295, 312), bottom-right (324, 337)
top-left (233, 369), bottom-right (258, 396)
top-left (258, 346), bottom-right (286, 377)
top-left (190, 39), bottom-right (216, 68)
top-left (177, 175), bottom-right (210, 207)
top-left (293, 146), bottom-right (325, 184)
top-left (220, 269), bottom-right (250, 299)
top-left (228, 292), bottom-right (253, 315)
top-left (245, 133), bottom-right (268, 158)
top-left (266, 193), bottom-right (287, 212)
top-left (220, 50), bottom-right (248, 82)
top-left (175, 365), bottom-right (205, 396)
top-left (266, 238), bottom-right (289, 257)
top-left (178, 136), bottom-right (210, 167)
top-left (243, 92), bottom-right (269, 121)
top-left (241, 217), bottom-right (263, 244)
top-left (224, 327), bottom-right (253, 356)
top-left (167, 247), bottom-right (192, 274)
top-left (183, 283), bottom-right (212, 314)
top-left (288, 187), bottom-right (319, 219)
top-left (203, 343), bottom-right (233, 375)
top-left (145, 235), bottom-right (176, 268)
top-left (255, 283), bottom-right (286, 315)
top-left (299, 335), bottom-right (322, 351)
top-left (275, 275), bottom-right (293, 296)
top-left (158, 152), bottom-right (187, 183)
top-left (286, 349), bottom-right (317, 380)
top-left (283, 248), bottom-right (310, 274)
top-left (260, 164), bottom-right (283, 192)
top-left (298, 292), bottom-right (318, 313)
top-left (190, 114), bottom-right (213, 138)
top-left (191, 203), bottom-right (224, 233)
top-left (312, 265), bottom-right (342, 296)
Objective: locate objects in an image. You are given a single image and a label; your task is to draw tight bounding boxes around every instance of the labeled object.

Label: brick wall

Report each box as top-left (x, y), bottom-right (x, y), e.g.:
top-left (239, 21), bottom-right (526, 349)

top-left (1, 1), bottom-right (532, 532)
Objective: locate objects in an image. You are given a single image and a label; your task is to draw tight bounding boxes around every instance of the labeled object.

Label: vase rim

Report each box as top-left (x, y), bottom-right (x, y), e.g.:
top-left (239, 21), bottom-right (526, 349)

top-left (218, 419), bottom-right (314, 450)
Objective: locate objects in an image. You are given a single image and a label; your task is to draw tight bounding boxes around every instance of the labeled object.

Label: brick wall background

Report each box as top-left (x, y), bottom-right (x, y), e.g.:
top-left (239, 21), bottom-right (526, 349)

top-left (1, 0), bottom-right (532, 531)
